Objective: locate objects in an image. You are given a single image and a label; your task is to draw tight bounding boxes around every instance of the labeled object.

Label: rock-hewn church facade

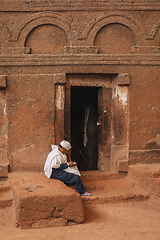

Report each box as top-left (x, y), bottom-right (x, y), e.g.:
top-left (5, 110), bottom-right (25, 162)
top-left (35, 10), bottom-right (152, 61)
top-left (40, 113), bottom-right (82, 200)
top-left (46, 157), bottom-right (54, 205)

top-left (0, 0), bottom-right (160, 176)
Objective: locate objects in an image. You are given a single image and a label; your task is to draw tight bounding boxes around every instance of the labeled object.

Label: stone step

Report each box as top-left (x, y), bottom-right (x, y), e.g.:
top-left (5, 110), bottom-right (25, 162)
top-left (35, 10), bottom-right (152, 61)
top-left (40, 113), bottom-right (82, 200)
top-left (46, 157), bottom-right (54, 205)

top-left (128, 164), bottom-right (160, 197)
top-left (4, 169), bottom-right (154, 229)
top-left (81, 178), bottom-right (150, 204)
top-left (0, 190), bottom-right (13, 209)
top-left (0, 179), bottom-right (13, 209)
top-left (80, 170), bottom-right (127, 181)
top-left (79, 170), bottom-right (149, 204)
top-left (0, 179), bottom-right (11, 193)
top-left (0, 162), bottom-right (9, 178)
top-left (82, 188), bottom-right (149, 204)
top-left (0, 149), bottom-right (9, 178)
top-left (82, 193), bottom-right (149, 204)
top-left (128, 163), bottom-right (160, 179)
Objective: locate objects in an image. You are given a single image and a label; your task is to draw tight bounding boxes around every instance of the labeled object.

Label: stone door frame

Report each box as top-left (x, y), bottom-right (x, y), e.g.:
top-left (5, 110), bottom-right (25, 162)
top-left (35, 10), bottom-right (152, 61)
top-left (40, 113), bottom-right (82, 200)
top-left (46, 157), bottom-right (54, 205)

top-left (0, 75), bottom-right (8, 177)
top-left (54, 72), bottom-right (130, 173)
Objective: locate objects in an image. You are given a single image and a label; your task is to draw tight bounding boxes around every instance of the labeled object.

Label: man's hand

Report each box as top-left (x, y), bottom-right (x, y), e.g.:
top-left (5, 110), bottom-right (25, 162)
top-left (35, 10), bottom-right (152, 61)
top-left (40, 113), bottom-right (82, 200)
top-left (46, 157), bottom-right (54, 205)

top-left (68, 161), bottom-right (77, 167)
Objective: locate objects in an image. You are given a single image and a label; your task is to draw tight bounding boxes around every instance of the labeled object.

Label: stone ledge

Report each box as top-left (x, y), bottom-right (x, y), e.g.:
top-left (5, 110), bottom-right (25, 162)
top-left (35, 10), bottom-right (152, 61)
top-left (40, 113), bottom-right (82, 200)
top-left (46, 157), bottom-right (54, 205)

top-left (0, 164), bottom-right (9, 178)
top-left (2, 47), bottom-right (31, 55)
top-left (63, 46), bottom-right (98, 54)
top-left (0, 54), bottom-right (160, 66)
top-left (129, 149), bottom-right (160, 165)
top-left (9, 172), bottom-right (84, 229)
top-left (128, 164), bottom-right (160, 196)
top-left (132, 46), bottom-right (160, 54)
top-left (128, 163), bottom-right (160, 179)
top-left (0, 190), bottom-right (13, 209)
top-left (0, 179), bottom-right (10, 193)
top-left (81, 178), bottom-right (150, 204)
top-left (117, 159), bottom-right (129, 172)
top-left (0, 0), bottom-right (160, 11)
top-left (0, 149), bottom-right (9, 177)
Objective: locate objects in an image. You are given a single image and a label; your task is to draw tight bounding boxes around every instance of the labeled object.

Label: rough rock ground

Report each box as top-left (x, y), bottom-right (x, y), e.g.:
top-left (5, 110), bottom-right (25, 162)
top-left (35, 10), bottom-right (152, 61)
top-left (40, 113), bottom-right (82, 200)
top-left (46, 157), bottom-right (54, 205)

top-left (0, 164), bottom-right (160, 240)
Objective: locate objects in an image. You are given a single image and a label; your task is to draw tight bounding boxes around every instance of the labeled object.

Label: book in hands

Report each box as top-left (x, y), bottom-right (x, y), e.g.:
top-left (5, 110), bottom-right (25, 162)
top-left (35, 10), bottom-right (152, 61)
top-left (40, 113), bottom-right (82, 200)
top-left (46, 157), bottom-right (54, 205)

top-left (72, 162), bottom-right (77, 166)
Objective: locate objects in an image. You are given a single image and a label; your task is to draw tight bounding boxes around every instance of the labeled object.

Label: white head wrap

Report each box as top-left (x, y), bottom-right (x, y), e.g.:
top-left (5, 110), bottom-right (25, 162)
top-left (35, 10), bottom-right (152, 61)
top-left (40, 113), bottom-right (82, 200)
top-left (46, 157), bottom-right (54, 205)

top-left (60, 140), bottom-right (71, 151)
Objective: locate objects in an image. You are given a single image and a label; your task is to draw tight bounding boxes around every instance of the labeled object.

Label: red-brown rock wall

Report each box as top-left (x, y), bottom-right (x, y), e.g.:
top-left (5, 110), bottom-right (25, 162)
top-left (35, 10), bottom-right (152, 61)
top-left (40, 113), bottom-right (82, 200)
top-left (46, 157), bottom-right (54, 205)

top-left (0, 0), bottom-right (160, 171)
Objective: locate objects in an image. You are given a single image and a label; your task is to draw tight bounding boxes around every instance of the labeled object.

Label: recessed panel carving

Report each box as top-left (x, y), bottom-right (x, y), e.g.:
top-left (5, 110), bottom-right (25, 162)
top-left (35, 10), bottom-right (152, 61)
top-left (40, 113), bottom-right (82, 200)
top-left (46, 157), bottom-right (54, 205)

top-left (25, 24), bottom-right (68, 54)
top-left (94, 23), bottom-right (136, 53)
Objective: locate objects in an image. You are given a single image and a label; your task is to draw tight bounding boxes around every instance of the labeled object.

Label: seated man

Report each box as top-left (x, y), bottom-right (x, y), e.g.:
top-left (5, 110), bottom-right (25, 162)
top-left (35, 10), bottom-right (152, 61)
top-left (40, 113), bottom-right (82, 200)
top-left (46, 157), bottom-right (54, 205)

top-left (44, 140), bottom-right (91, 196)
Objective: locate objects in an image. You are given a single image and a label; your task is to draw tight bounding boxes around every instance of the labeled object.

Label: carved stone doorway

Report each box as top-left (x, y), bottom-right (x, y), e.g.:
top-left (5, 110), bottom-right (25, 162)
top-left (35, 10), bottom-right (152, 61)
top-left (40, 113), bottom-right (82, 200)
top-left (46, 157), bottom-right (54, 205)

top-left (65, 74), bottom-right (113, 171)
top-left (55, 73), bottom-right (130, 173)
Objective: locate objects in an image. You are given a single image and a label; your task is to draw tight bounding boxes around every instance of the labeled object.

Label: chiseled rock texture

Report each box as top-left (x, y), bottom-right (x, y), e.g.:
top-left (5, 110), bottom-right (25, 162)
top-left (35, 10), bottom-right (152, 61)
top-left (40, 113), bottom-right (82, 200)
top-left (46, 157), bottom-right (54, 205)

top-left (9, 172), bottom-right (84, 228)
top-left (0, 0), bottom-right (160, 229)
top-left (0, 0), bottom-right (160, 183)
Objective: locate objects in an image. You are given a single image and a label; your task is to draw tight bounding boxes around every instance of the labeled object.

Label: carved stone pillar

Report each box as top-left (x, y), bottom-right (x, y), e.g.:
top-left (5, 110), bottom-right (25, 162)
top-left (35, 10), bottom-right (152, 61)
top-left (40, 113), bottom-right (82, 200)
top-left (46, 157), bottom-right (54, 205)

top-left (111, 73), bottom-right (130, 173)
top-left (54, 73), bottom-right (66, 145)
top-left (0, 75), bottom-right (8, 177)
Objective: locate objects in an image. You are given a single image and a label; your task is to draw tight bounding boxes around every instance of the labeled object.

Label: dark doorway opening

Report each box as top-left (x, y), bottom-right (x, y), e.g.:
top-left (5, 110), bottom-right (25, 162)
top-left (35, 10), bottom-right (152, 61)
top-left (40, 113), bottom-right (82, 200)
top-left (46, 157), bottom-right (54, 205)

top-left (71, 86), bottom-right (99, 171)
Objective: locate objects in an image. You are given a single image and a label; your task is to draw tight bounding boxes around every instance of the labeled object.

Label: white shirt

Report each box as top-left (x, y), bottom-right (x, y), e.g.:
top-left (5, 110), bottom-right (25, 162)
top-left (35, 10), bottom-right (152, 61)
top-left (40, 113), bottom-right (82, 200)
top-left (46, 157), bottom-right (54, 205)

top-left (44, 145), bottom-right (81, 178)
top-left (44, 145), bottom-right (68, 178)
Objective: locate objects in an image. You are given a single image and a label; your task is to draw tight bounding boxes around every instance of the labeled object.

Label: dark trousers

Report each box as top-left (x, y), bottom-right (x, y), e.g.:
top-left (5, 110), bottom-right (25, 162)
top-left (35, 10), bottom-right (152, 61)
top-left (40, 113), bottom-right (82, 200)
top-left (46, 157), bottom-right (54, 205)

top-left (51, 168), bottom-right (86, 194)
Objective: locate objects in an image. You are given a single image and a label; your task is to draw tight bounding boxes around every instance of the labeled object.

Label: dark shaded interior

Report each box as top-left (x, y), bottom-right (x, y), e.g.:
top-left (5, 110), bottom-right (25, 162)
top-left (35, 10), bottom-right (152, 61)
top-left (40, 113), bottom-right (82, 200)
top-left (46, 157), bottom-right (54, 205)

top-left (71, 86), bottom-right (99, 171)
